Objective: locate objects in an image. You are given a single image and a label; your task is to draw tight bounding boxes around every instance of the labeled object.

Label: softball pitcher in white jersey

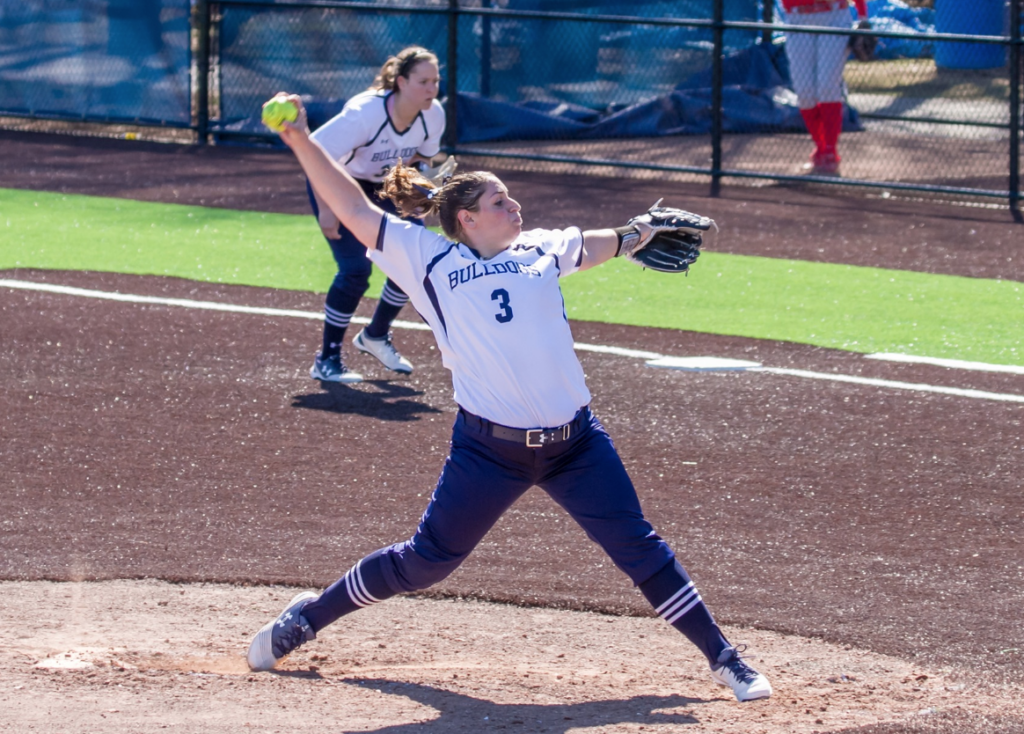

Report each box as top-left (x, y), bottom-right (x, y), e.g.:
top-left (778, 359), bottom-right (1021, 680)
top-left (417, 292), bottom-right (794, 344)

top-left (307, 46), bottom-right (447, 383)
top-left (247, 93), bottom-right (773, 704)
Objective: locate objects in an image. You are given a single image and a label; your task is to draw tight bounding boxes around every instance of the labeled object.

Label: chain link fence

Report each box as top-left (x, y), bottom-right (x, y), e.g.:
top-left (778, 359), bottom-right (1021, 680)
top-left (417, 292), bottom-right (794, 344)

top-left (1, 0), bottom-right (1021, 206)
top-left (0, 1), bottom-right (192, 135)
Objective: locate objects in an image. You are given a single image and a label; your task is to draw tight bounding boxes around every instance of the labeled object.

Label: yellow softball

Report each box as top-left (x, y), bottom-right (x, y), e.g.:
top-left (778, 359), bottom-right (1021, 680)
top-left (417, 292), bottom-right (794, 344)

top-left (261, 99), bottom-right (298, 132)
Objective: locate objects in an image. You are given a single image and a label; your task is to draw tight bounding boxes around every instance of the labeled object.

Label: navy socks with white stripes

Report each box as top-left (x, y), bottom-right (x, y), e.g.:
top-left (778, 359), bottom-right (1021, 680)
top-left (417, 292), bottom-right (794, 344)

top-left (321, 287), bottom-right (360, 359)
top-left (365, 279), bottom-right (409, 339)
top-left (321, 279), bottom-right (409, 351)
top-left (365, 300), bottom-right (404, 340)
top-left (301, 549), bottom-right (395, 632)
top-left (639, 559), bottom-right (730, 667)
top-left (321, 323), bottom-right (346, 359)
top-left (302, 553), bottom-right (729, 668)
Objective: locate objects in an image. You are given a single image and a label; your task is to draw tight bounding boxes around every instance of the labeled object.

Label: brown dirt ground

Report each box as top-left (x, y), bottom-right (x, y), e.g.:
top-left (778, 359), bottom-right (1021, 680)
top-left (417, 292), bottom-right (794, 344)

top-left (1, 130), bottom-right (1023, 733)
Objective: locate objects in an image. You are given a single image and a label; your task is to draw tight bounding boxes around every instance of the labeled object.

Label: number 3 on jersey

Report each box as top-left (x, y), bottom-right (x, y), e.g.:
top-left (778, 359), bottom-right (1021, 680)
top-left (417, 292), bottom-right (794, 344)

top-left (491, 288), bottom-right (513, 323)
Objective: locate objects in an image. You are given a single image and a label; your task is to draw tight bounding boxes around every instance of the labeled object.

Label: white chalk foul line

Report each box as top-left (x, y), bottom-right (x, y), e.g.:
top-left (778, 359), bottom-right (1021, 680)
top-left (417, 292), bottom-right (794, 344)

top-left (3, 278), bottom-right (1022, 404)
top-left (755, 367), bottom-right (1024, 404)
top-left (572, 342), bottom-right (664, 360)
top-left (866, 352), bottom-right (1024, 376)
top-left (0, 278), bottom-right (430, 331)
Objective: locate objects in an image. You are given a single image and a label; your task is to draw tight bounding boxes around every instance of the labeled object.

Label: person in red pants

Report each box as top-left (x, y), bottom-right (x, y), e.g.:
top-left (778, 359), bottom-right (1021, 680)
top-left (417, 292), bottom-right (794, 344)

top-left (782, 0), bottom-right (868, 175)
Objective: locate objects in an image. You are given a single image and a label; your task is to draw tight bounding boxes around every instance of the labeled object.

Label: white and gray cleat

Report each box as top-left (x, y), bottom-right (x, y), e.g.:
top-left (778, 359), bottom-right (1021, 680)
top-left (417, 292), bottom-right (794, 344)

top-left (247, 591), bottom-right (319, 672)
top-left (353, 329), bottom-right (413, 374)
top-left (310, 353), bottom-right (363, 383)
top-left (710, 645), bottom-right (772, 702)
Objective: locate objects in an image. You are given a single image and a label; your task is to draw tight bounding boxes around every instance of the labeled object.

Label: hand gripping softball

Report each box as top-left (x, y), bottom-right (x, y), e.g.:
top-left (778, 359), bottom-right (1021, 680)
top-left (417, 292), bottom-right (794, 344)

top-left (616, 200), bottom-right (715, 274)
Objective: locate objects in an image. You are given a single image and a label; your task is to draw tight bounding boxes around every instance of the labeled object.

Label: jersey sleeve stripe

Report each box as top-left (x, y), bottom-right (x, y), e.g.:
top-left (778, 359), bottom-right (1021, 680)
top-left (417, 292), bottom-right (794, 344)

top-left (374, 213), bottom-right (388, 251)
top-left (420, 243), bottom-right (460, 338)
top-left (422, 276), bottom-right (447, 337)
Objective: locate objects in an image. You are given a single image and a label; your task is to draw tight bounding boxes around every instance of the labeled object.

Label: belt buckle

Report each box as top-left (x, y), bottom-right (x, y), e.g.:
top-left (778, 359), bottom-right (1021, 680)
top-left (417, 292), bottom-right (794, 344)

top-left (526, 423), bottom-right (571, 447)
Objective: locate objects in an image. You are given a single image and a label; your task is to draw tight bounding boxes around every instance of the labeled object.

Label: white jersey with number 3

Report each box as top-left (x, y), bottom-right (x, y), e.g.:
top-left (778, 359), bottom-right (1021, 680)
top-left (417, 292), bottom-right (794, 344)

top-left (368, 215), bottom-right (591, 428)
top-left (311, 90), bottom-right (445, 182)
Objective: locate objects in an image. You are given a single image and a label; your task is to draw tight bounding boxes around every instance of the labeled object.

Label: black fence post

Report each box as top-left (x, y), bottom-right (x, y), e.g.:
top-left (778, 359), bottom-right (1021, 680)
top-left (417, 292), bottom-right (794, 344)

top-left (445, 0), bottom-right (459, 152)
top-left (761, 0), bottom-right (773, 48)
top-left (711, 0), bottom-right (725, 196)
top-left (481, 0), bottom-right (493, 98)
top-left (1010, 0), bottom-right (1022, 216)
top-left (194, 0), bottom-right (210, 145)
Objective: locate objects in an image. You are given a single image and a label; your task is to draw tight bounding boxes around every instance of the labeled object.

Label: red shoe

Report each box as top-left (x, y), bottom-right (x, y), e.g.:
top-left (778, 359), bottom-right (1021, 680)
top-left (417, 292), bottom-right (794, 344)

top-left (801, 151), bottom-right (841, 177)
top-left (814, 151), bottom-right (841, 176)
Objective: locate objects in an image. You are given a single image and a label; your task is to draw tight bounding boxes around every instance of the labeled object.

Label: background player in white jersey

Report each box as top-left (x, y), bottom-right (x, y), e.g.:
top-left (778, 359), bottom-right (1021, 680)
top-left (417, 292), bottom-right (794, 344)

top-left (308, 46), bottom-right (447, 383)
top-left (247, 94), bottom-right (772, 703)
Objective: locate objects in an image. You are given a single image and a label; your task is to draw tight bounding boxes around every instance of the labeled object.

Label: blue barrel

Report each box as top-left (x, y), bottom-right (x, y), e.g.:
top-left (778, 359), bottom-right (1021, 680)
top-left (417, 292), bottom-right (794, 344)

top-left (935, 0), bottom-right (1007, 69)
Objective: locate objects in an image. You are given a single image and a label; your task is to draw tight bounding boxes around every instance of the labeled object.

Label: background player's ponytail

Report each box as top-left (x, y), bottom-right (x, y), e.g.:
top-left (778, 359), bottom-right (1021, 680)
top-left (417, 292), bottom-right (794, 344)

top-left (383, 165), bottom-right (496, 242)
top-left (372, 47), bottom-right (438, 91)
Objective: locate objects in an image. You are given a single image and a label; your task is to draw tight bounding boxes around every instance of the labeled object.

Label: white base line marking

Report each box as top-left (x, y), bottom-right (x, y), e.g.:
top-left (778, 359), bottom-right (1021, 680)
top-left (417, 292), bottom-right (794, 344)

top-left (572, 342), bottom-right (663, 360)
top-left (3, 278), bottom-right (1022, 404)
top-left (866, 352), bottom-right (1024, 376)
top-left (0, 278), bottom-right (431, 331)
top-left (646, 356), bottom-right (763, 371)
top-left (755, 367), bottom-right (1024, 404)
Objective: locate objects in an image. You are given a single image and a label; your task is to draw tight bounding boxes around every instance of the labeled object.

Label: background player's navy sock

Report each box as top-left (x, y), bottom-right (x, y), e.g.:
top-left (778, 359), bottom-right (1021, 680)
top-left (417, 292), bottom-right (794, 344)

top-left (321, 286), bottom-right (362, 358)
top-left (301, 549), bottom-right (397, 632)
top-left (639, 559), bottom-right (730, 667)
top-left (365, 302), bottom-right (403, 340)
top-left (321, 322), bottom-right (346, 359)
top-left (364, 280), bottom-right (409, 339)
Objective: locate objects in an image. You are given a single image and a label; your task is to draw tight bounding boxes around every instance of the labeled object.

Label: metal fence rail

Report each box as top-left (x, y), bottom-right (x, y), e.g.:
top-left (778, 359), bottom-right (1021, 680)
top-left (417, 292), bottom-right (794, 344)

top-left (2, 0), bottom-right (1021, 208)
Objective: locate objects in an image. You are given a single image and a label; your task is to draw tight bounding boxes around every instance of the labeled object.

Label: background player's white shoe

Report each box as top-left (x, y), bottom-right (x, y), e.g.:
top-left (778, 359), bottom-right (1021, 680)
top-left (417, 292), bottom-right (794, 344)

top-left (710, 645), bottom-right (772, 702)
top-left (310, 353), bottom-right (363, 383)
top-left (353, 329), bottom-right (413, 374)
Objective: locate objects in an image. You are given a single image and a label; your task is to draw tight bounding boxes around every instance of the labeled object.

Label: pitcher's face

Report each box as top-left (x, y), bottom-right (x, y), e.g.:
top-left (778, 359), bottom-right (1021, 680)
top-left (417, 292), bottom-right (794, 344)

top-left (471, 180), bottom-right (523, 242)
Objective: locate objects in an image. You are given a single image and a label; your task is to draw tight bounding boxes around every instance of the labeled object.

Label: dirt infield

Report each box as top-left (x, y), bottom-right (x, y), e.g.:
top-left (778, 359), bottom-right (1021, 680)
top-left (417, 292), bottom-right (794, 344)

top-left (2, 130), bottom-right (1023, 733)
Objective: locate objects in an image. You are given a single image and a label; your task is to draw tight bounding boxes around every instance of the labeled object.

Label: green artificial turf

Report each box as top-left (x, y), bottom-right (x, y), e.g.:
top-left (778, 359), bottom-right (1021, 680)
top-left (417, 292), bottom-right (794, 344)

top-left (2, 188), bottom-right (1021, 367)
top-left (565, 254), bottom-right (1022, 366)
top-left (0, 188), bottom-right (329, 291)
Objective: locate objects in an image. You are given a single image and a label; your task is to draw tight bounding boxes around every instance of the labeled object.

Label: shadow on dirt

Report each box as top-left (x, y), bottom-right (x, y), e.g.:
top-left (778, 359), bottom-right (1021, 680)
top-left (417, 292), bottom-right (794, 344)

top-left (341, 678), bottom-right (707, 732)
top-left (292, 380), bottom-right (442, 422)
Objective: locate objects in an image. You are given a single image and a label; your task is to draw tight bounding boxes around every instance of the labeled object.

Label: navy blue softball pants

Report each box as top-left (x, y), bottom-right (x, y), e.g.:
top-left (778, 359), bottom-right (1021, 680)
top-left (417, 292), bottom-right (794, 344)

top-left (306, 179), bottom-right (415, 317)
top-left (301, 406), bottom-right (736, 668)
top-left (371, 407), bottom-right (678, 594)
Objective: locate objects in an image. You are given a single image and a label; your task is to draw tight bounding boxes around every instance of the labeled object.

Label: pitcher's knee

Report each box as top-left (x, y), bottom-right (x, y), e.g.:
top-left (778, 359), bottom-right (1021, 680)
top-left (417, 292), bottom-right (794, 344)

top-left (381, 541), bottom-right (467, 592)
top-left (599, 533), bottom-right (676, 587)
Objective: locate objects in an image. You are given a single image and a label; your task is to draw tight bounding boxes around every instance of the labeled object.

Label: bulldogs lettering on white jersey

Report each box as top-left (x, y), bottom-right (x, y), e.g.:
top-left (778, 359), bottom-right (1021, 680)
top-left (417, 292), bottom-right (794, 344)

top-left (368, 216), bottom-right (591, 429)
top-left (311, 90), bottom-right (445, 182)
